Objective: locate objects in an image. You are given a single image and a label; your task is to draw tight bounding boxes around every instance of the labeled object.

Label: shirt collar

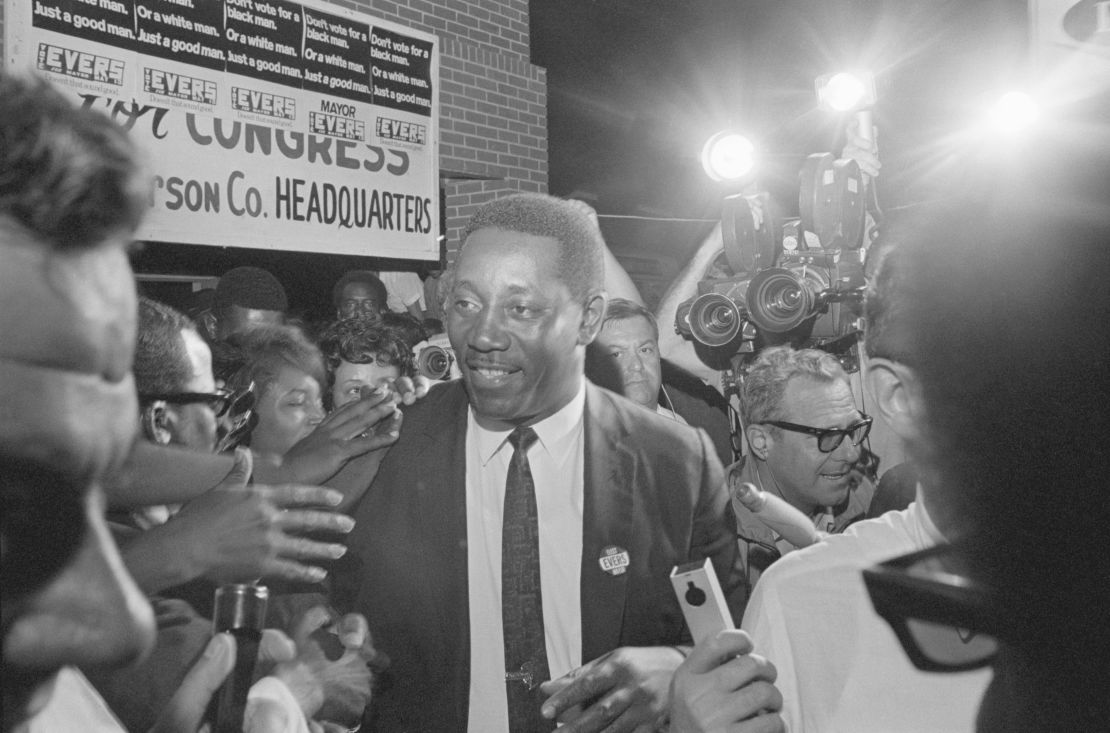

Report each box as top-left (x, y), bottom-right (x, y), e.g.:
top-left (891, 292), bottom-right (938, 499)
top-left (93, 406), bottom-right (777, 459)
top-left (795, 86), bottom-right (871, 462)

top-left (471, 378), bottom-right (587, 466)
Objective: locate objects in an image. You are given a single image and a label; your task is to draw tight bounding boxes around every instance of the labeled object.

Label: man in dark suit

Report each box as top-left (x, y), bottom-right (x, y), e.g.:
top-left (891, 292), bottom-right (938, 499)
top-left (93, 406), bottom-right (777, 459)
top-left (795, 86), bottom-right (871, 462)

top-left (335, 193), bottom-right (778, 732)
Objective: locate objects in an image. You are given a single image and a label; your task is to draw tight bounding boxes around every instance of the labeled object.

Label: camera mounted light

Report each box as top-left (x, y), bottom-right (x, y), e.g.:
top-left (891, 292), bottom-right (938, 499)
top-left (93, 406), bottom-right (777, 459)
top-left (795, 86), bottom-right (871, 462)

top-left (816, 72), bottom-right (876, 113)
top-left (701, 131), bottom-right (756, 182)
top-left (986, 91), bottom-right (1039, 136)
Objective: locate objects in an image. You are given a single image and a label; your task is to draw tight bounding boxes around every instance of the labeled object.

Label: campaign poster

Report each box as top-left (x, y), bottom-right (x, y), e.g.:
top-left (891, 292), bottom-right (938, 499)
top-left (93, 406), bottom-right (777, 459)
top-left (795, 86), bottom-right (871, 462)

top-left (4, 0), bottom-right (439, 259)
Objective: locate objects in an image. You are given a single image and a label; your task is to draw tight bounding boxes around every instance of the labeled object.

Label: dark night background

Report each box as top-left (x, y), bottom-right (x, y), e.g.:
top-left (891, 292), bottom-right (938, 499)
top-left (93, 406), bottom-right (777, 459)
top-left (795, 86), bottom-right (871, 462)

top-left (136, 0), bottom-right (1031, 314)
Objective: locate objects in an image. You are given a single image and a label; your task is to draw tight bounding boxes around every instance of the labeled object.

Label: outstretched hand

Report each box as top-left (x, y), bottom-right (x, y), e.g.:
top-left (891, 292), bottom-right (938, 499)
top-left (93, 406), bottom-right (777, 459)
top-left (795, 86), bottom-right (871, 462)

top-left (280, 386), bottom-right (402, 485)
top-left (165, 449), bottom-right (355, 586)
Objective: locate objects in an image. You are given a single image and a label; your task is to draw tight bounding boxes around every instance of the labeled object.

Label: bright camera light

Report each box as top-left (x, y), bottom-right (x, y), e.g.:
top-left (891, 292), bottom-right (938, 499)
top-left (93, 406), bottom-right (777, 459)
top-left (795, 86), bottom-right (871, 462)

top-left (820, 73), bottom-right (869, 112)
top-left (988, 91), bottom-right (1040, 134)
top-left (701, 132), bottom-right (756, 182)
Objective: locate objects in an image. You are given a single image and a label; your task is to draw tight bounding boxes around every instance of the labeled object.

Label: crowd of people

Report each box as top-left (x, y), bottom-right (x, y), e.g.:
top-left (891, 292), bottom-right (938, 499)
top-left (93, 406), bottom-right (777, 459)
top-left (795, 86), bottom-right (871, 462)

top-left (2, 68), bottom-right (1108, 733)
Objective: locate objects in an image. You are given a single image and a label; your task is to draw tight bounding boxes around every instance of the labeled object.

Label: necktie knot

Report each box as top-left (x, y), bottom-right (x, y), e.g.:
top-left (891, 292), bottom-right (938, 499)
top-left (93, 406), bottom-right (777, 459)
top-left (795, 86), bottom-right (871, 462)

top-left (508, 426), bottom-right (538, 453)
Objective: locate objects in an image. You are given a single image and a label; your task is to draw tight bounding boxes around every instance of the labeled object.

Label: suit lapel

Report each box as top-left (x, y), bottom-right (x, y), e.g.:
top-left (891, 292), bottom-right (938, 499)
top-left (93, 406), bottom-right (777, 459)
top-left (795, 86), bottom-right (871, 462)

top-left (580, 384), bottom-right (637, 662)
top-left (412, 382), bottom-right (472, 721)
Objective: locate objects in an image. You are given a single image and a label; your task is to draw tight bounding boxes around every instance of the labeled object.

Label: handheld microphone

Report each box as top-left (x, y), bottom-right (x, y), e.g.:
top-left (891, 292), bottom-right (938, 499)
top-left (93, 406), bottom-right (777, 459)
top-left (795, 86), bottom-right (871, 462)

top-left (733, 481), bottom-right (821, 549)
top-left (206, 583), bottom-right (269, 733)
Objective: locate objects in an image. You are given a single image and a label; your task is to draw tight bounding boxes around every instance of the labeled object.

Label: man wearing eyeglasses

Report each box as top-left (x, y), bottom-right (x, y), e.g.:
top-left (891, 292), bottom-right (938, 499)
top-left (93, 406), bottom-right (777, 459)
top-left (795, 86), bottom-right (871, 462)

top-left (672, 247), bottom-right (992, 732)
top-left (729, 345), bottom-right (875, 591)
top-left (332, 270), bottom-right (388, 322)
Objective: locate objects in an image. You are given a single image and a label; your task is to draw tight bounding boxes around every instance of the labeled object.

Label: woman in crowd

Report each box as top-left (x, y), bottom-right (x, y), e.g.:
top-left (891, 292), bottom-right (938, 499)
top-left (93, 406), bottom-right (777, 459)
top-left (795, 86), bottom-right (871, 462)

top-left (318, 319), bottom-right (415, 410)
top-left (225, 325), bottom-right (327, 462)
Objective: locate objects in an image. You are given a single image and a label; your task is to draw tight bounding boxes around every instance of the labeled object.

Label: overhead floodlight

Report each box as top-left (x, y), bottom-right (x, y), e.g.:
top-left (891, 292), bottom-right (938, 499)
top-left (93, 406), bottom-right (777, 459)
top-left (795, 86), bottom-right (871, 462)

top-left (987, 91), bottom-right (1040, 135)
top-left (701, 131), bottom-right (756, 182)
top-left (816, 72), bottom-right (876, 112)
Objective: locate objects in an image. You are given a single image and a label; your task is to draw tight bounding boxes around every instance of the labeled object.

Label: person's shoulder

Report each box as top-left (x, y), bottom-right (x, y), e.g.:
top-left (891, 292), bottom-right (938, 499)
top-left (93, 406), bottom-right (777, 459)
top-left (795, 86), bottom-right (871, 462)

top-left (592, 384), bottom-right (711, 451)
top-left (397, 379), bottom-right (467, 425)
top-left (769, 506), bottom-right (921, 585)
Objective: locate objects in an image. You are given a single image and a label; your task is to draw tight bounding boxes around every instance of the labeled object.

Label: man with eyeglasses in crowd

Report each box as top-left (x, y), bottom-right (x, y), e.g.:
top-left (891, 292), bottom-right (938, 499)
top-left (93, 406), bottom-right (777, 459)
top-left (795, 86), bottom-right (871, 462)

top-left (728, 345), bottom-right (875, 592)
top-left (332, 270), bottom-right (389, 322)
top-left (85, 295), bottom-right (378, 730)
top-left (671, 245), bottom-right (991, 732)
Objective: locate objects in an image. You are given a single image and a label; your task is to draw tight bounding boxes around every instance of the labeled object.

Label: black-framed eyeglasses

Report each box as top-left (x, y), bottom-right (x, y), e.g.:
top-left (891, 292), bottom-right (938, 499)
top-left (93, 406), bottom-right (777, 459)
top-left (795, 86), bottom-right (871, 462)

top-left (215, 382), bottom-right (258, 453)
top-left (863, 542), bottom-right (1002, 672)
top-left (139, 387), bottom-right (236, 417)
top-left (764, 414), bottom-right (873, 453)
top-left (339, 298), bottom-right (381, 315)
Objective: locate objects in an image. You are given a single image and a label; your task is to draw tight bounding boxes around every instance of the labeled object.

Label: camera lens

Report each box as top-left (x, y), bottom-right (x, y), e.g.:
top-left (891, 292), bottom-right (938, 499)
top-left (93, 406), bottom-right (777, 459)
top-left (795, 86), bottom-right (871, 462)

top-left (417, 346), bottom-right (452, 380)
top-left (747, 267), bottom-right (818, 333)
top-left (688, 293), bottom-right (744, 347)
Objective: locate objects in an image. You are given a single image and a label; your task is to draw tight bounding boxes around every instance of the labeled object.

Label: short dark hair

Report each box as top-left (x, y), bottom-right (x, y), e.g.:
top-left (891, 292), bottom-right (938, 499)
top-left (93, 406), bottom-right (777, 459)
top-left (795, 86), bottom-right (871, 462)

top-left (602, 298), bottom-right (659, 342)
top-left (863, 243), bottom-right (912, 361)
top-left (224, 324), bottom-right (325, 397)
top-left (332, 270), bottom-right (388, 309)
top-left (461, 193), bottom-right (604, 302)
top-left (0, 74), bottom-right (147, 250)
top-left (215, 266), bottom-right (288, 313)
top-left (318, 319), bottom-right (415, 385)
top-left (133, 297), bottom-right (198, 396)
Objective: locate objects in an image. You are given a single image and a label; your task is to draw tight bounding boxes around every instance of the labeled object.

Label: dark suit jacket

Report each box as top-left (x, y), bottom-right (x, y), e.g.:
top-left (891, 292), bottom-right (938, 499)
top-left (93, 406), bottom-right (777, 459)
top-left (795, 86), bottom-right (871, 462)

top-left (332, 380), bottom-right (745, 732)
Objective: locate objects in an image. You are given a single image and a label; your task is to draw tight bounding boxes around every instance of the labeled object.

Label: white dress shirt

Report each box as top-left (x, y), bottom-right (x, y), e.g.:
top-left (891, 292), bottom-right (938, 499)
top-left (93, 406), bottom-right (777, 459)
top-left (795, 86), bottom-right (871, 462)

top-left (465, 381), bottom-right (586, 732)
top-left (742, 498), bottom-right (991, 733)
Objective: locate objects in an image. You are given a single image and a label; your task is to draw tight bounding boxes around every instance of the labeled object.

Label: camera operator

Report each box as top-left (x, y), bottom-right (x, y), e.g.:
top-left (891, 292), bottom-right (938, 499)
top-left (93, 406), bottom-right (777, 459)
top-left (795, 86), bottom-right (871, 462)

top-left (731, 346), bottom-right (875, 591)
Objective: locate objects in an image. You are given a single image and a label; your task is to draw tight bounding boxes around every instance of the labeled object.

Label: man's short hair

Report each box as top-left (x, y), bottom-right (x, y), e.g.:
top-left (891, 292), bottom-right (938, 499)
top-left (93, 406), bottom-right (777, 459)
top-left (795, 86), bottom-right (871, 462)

top-left (462, 193), bottom-right (604, 302)
top-left (214, 266), bottom-right (288, 313)
top-left (224, 324), bottom-right (325, 397)
top-left (318, 319), bottom-right (415, 385)
top-left (133, 296), bottom-right (198, 396)
top-left (863, 242), bottom-right (912, 362)
top-left (332, 270), bottom-right (388, 309)
top-left (0, 74), bottom-right (147, 250)
top-left (602, 298), bottom-right (659, 341)
top-left (740, 345), bottom-right (848, 426)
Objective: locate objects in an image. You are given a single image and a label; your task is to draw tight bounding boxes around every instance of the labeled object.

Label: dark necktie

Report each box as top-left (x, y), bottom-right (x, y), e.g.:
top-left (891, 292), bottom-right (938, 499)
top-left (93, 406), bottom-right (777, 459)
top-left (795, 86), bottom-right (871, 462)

top-left (502, 426), bottom-right (554, 732)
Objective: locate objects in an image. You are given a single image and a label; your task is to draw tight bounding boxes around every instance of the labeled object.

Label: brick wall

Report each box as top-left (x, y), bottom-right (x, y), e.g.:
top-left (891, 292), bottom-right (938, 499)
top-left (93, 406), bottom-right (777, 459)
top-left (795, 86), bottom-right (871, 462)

top-left (0, 0), bottom-right (548, 263)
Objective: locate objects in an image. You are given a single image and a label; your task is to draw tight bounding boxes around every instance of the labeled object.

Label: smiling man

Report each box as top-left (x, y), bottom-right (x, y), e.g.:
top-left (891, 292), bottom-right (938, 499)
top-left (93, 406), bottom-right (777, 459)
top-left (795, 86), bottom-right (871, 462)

top-left (731, 345), bottom-right (875, 590)
top-left (334, 193), bottom-right (776, 733)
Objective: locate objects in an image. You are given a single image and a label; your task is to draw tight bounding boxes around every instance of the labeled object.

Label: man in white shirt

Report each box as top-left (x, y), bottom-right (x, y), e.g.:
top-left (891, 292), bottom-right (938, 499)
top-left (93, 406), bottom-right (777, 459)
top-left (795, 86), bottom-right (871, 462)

top-left (335, 193), bottom-right (780, 732)
top-left (377, 269), bottom-right (426, 321)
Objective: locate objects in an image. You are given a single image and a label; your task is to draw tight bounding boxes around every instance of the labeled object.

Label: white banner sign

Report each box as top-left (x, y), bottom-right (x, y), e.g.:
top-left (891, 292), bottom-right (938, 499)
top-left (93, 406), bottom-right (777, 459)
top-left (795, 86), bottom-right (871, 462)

top-left (4, 0), bottom-right (439, 259)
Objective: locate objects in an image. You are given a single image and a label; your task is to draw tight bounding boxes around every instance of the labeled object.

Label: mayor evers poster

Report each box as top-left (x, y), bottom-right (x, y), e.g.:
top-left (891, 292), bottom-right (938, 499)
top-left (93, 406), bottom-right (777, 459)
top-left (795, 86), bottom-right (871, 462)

top-left (4, 0), bottom-right (439, 259)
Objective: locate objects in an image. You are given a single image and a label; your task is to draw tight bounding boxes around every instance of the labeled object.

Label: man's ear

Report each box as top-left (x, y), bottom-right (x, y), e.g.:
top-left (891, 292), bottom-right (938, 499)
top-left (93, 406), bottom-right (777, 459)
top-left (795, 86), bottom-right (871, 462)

top-left (578, 291), bottom-right (608, 345)
top-left (745, 423), bottom-right (773, 461)
top-left (141, 402), bottom-right (173, 445)
top-left (865, 357), bottom-right (925, 444)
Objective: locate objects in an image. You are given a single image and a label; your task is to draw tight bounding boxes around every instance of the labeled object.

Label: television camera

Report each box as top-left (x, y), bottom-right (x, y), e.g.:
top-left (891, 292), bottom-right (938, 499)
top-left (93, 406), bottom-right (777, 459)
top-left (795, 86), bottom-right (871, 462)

top-left (675, 152), bottom-right (874, 394)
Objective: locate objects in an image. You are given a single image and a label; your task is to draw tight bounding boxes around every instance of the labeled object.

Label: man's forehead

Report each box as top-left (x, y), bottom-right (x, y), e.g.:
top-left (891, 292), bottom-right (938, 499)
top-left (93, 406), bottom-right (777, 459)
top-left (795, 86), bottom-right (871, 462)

top-left (782, 376), bottom-right (856, 419)
top-left (599, 316), bottom-right (656, 341)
